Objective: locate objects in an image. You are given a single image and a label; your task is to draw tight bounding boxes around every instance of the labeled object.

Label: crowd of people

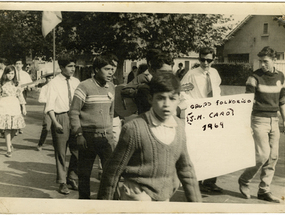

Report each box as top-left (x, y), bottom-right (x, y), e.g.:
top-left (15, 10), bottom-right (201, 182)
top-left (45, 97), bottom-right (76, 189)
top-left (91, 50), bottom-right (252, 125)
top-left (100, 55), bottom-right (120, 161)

top-left (0, 45), bottom-right (284, 204)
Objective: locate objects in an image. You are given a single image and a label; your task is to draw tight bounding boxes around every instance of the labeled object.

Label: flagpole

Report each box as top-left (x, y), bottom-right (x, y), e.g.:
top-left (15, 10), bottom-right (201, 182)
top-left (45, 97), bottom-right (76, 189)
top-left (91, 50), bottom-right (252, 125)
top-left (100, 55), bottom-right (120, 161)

top-left (53, 28), bottom-right (56, 77)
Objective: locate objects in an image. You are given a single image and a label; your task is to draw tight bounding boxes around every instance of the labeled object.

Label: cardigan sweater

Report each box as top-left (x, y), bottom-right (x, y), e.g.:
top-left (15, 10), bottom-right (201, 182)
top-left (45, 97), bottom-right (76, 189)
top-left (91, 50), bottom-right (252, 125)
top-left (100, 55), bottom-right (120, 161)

top-left (246, 68), bottom-right (285, 117)
top-left (69, 77), bottom-right (115, 134)
top-left (97, 113), bottom-right (202, 202)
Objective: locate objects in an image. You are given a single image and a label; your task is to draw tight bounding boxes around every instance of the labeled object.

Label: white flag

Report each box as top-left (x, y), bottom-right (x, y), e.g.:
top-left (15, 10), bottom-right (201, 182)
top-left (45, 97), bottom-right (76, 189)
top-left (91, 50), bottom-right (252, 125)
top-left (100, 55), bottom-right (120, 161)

top-left (42, 11), bottom-right (62, 37)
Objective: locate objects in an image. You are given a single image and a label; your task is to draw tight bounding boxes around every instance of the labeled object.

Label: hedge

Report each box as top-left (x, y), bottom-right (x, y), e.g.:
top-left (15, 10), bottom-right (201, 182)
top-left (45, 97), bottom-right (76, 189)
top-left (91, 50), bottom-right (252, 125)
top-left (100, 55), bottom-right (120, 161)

top-left (191, 63), bottom-right (253, 86)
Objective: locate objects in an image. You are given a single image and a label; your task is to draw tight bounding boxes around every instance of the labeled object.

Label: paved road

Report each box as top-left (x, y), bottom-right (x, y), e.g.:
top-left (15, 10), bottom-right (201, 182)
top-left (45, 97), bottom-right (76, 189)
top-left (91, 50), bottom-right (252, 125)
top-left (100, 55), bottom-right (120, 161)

top-left (0, 90), bottom-right (284, 213)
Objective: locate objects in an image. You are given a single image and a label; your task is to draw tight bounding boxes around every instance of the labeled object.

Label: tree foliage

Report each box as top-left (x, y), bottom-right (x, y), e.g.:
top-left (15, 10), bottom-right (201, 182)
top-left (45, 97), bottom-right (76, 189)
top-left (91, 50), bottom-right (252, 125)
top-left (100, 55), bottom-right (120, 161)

top-left (0, 10), bottom-right (233, 82)
top-left (273, 15), bottom-right (285, 28)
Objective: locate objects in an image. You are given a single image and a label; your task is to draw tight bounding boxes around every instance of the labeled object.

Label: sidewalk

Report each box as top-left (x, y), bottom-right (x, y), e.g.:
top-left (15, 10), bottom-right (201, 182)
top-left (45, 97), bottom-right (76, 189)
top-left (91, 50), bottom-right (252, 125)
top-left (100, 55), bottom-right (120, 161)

top-left (0, 90), bottom-right (284, 213)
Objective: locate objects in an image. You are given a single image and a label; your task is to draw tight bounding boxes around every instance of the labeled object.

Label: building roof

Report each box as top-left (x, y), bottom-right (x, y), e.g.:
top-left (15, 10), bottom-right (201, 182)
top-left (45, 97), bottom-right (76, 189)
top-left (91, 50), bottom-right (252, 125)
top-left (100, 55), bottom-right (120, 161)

top-left (224, 15), bottom-right (253, 41)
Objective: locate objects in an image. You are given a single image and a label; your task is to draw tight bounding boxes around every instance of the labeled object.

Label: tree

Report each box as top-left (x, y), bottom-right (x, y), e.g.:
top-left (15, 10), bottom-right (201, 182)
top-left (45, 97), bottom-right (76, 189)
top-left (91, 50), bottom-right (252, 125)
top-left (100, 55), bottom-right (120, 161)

top-left (65, 12), bottom-right (233, 83)
top-left (0, 11), bottom-right (233, 83)
top-left (273, 15), bottom-right (285, 28)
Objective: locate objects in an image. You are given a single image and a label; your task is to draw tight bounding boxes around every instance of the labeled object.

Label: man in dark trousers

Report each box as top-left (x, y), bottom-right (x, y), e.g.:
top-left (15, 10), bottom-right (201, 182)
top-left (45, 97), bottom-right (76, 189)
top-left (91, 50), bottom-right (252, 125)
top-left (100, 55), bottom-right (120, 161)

top-left (45, 55), bottom-right (80, 195)
top-left (69, 53), bottom-right (118, 199)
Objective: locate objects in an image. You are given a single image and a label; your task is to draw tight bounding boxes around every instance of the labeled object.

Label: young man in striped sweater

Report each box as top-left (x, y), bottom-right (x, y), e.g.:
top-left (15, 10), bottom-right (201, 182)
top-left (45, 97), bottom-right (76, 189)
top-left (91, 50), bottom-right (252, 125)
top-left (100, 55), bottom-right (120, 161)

top-left (69, 53), bottom-right (118, 199)
top-left (238, 46), bottom-right (285, 203)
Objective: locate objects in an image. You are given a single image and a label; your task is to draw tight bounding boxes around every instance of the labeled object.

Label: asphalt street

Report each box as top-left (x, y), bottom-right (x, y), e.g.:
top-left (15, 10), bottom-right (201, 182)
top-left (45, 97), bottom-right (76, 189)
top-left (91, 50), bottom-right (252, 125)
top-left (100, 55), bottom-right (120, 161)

top-left (0, 88), bottom-right (284, 213)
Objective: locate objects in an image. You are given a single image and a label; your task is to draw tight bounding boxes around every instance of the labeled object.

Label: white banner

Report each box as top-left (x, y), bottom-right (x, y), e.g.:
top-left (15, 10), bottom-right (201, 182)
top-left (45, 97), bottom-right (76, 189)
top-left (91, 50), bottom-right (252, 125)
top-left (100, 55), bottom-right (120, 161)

top-left (185, 94), bottom-right (255, 181)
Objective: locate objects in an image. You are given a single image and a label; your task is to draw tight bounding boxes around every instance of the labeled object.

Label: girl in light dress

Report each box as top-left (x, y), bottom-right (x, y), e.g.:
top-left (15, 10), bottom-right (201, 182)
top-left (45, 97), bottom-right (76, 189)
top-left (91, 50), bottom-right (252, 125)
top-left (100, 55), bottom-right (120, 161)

top-left (0, 65), bottom-right (26, 157)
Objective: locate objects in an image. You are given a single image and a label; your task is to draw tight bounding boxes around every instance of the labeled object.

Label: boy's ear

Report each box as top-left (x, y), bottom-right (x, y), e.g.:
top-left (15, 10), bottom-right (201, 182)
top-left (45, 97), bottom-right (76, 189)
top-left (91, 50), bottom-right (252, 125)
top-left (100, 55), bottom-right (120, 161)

top-left (147, 94), bottom-right (153, 104)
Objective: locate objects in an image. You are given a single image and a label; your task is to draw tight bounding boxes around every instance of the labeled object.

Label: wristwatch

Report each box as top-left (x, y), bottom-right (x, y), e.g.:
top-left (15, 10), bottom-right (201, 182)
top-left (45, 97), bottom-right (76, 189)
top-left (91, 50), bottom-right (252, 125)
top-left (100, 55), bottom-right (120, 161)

top-left (75, 133), bottom-right (83, 137)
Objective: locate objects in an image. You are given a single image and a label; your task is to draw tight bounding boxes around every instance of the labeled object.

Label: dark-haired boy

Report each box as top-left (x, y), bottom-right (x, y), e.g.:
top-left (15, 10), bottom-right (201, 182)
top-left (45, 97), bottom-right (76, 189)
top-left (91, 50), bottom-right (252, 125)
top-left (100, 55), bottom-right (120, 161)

top-left (121, 49), bottom-right (174, 114)
top-left (238, 46), bottom-right (285, 203)
top-left (45, 56), bottom-right (80, 194)
top-left (69, 53), bottom-right (118, 199)
top-left (98, 72), bottom-right (202, 202)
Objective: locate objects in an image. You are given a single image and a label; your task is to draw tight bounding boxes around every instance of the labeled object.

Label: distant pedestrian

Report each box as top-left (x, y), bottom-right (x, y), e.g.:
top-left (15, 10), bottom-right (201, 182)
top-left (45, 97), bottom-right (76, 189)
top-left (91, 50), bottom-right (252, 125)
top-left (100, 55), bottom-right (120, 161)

top-left (0, 66), bottom-right (26, 157)
top-left (176, 62), bottom-right (187, 80)
top-left (45, 55), bottom-right (80, 195)
top-left (36, 73), bottom-right (54, 151)
top-left (127, 66), bottom-right (138, 83)
top-left (238, 46), bottom-right (285, 203)
top-left (70, 53), bottom-right (118, 199)
top-left (97, 72), bottom-right (202, 202)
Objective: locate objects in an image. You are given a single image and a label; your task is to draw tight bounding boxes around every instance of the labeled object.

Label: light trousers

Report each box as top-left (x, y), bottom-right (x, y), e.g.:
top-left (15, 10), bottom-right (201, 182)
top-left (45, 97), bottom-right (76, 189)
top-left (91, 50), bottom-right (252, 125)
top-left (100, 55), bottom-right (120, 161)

top-left (239, 116), bottom-right (280, 194)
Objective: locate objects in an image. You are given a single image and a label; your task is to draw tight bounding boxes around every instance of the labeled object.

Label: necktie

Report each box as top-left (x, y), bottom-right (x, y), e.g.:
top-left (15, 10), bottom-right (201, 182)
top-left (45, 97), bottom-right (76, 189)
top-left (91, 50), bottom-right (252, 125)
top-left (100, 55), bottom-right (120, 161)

top-left (206, 72), bottom-right (213, 97)
top-left (66, 78), bottom-right (72, 107)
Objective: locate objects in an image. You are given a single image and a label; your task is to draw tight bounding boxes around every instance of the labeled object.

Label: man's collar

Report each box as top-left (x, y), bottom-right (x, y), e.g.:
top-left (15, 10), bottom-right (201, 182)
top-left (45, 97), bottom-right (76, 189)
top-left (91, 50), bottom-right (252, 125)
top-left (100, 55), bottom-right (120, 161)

top-left (149, 108), bottom-right (177, 128)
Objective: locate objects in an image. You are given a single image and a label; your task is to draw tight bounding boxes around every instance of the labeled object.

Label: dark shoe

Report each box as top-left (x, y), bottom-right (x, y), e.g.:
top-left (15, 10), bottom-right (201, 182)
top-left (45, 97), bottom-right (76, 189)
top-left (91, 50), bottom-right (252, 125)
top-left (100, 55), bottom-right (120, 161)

top-left (67, 178), bottom-right (78, 191)
top-left (5, 151), bottom-right (12, 158)
top-left (258, 192), bottom-right (281, 203)
top-left (204, 183), bottom-right (223, 193)
top-left (238, 178), bottom-right (250, 199)
top-left (19, 129), bottom-right (23, 134)
top-left (199, 182), bottom-right (211, 193)
top-left (59, 183), bottom-right (70, 195)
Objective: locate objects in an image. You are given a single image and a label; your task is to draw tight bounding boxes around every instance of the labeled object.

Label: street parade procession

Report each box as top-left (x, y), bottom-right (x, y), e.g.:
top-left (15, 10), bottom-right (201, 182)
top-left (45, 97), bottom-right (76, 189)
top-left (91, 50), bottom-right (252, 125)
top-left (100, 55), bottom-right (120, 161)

top-left (0, 4), bottom-right (284, 213)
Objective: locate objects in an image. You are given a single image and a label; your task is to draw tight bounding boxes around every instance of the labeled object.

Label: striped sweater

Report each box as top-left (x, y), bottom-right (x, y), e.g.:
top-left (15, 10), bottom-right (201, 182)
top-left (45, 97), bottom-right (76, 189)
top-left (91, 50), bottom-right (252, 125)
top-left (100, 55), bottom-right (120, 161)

top-left (69, 77), bottom-right (115, 134)
top-left (246, 68), bottom-right (285, 117)
top-left (97, 113), bottom-right (202, 202)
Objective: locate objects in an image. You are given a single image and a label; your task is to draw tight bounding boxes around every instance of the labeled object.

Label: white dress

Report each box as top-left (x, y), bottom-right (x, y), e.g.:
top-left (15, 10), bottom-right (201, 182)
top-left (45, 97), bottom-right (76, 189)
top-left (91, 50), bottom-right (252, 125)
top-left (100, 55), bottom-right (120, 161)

top-left (0, 82), bottom-right (26, 129)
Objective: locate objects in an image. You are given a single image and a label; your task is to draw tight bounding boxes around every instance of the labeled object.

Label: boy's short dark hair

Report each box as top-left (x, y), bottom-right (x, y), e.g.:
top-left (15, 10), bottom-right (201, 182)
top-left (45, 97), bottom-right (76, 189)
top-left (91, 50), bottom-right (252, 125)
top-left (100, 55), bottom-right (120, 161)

top-left (257, 46), bottom-right (277, 59)
top-left (148, 52), bottom-right (174, 71)
top-left (0, 58), bottom-right (8, 65)
top-left (178, 62), bottom-right (183, 67)
top-left (199, 47), bottom-right (216, 59)
top-left (93, 53), bottom-right (118, 71)
top-left (58, 54), bottom-right (76, 68)
top-left (132, 66), bottom-right (138, 70)
top-left (149, 72), bottom-right (181, 96)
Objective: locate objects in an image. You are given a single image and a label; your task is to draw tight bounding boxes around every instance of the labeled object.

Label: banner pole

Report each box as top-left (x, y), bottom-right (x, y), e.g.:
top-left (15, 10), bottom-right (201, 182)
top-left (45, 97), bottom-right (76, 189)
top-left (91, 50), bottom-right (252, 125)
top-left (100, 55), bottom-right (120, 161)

top-left (53, 28), bottom-right (56, 77)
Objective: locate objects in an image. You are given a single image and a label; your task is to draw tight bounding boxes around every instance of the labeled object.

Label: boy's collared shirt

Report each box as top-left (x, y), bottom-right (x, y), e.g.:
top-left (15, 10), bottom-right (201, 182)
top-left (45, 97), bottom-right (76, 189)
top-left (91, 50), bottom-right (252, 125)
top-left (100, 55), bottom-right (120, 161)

top-left (146, 108), bottom-right (177, 145)
top-left (45, 73), bottom-right (80, 114)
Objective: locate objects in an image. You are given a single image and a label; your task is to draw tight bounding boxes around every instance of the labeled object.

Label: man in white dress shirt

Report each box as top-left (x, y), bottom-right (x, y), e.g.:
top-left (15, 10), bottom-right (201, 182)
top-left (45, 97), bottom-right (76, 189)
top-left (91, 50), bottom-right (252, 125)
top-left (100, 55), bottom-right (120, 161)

top-left (45, 55), bottom-right (80, 195)
top-left (15, 59), bottom-right (33, 101)
top-left (180, 47), bottom-right (223, 193)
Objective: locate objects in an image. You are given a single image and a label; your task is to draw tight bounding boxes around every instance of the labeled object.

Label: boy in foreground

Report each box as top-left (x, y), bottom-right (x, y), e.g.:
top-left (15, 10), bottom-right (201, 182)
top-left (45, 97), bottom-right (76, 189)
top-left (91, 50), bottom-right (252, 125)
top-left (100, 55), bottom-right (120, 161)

top-left (97, 72), bottom-right (202, 202)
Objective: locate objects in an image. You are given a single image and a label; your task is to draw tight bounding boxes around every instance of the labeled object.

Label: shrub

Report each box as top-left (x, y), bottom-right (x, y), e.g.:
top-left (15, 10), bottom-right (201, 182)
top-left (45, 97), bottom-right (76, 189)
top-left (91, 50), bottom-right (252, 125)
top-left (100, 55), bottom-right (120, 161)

top-left (212, 63), bottom-right (253, 86)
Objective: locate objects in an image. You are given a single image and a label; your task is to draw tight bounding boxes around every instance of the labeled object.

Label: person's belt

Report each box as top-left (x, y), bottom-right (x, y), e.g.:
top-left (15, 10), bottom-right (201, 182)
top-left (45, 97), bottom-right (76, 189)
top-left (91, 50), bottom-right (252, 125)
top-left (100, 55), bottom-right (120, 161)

top-left (55, 111), bottom-right (69, 115)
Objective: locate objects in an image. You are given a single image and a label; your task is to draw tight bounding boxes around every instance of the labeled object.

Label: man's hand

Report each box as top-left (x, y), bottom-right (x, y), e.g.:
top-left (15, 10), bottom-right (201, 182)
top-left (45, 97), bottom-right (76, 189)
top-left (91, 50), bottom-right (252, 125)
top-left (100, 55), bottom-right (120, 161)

top-left (76, 135), bottom-right (87, 150)
top-left (55, 122), bottom-right (64, 134)
top-left (181, 83), bottom-right (194, 92)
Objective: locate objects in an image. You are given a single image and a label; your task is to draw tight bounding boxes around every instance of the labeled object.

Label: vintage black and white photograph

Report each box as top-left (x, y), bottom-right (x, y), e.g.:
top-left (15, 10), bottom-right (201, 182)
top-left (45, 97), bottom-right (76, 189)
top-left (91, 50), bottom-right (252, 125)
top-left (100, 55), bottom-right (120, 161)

top-left (0, 2), bottom-right (284, 213)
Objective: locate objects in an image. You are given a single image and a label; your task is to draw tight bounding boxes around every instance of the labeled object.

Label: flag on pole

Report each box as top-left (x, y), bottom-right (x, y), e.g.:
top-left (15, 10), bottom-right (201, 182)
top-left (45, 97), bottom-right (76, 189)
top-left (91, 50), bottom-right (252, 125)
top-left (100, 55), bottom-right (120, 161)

top-left (42, 11), bottom-right (62, 37)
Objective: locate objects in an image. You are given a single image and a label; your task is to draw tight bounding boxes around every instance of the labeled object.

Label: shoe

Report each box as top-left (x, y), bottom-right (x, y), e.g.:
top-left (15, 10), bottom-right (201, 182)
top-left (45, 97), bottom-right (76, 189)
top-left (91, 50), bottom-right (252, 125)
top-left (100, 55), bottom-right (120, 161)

top-left (37, 145), bottom-right (42, 151)
top-left (238, 178), bottom-right (251, 199)
top-left (199, 182), bottom-right (211, 193)
top-left (66, 178), bottom-right (78, 190)
top-left (59, 183), bottom-right (70, 195)
top-left (19, 129), bottom-right (23, 134)
top-left (5, 151), bottom-right (12, 158)
top-left (204, 183), bottom-right (223, 193)
top-left (258, 192), bottom-right (281, 203)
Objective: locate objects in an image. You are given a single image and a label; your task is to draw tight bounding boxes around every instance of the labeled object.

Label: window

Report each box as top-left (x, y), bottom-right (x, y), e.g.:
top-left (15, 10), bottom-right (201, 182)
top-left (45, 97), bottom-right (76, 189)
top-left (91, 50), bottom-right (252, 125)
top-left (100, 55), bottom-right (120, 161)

top-left (277, 52), bottom-right (284, 60)
top-left (263, 23), bottom-right (269, 34)
top-left (228, 54), bottom-right (249, 63)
